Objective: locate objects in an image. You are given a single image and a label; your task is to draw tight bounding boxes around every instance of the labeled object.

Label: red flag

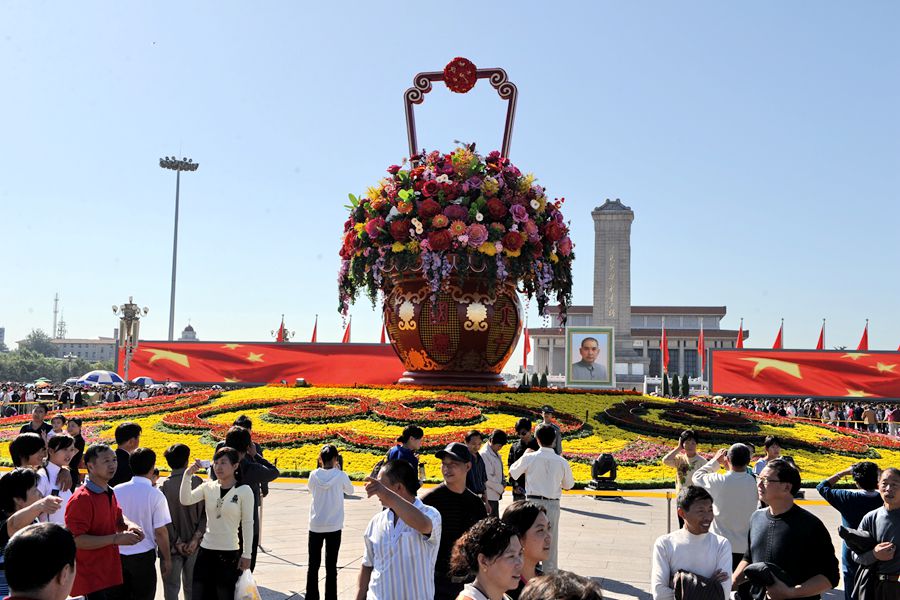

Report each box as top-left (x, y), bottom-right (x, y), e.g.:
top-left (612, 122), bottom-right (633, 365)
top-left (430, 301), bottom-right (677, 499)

top-left (736, 318), bottom-right (744, 349)
top-left (661, 323), bottom-right (669, 373)
top-left (816, 321), bottom-right (825, 350)
top-left (698, 324), bottom-right (705, 376)
top-left (276, 316), bottom-right (285, 343)
top-left (341, 318), bottom-right (351, 344)
top-left (772, 321), bottom-right (783, 350)
top-left (522, 323), bottom-right (531, 372)
top-left (857, 321), bottom-right (869, 351)
top-left (311, 315), bottom-right (318, 343)
top-left (380, 323), bottom-right (386, 344)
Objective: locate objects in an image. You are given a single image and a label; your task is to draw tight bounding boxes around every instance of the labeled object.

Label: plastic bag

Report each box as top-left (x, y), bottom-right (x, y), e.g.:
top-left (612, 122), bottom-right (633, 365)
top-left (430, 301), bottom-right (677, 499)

top-left (234, 570), bottom-right (262, 600)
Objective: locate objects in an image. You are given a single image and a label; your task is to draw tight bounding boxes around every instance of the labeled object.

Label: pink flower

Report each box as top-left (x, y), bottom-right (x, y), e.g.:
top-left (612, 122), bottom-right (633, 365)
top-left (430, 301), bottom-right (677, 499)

top-left (466, 223), bottom-right (488, 247)
top-left (558, 236), bottom-right (573, 256)
top-left (524, 220), bottom-right (540, 242)
top-left (432, 214), bottom-right (449, 228)
top-left (364, 217), bottom-right (384, 238)
top-left (510, 204), bottom-right (528, 223)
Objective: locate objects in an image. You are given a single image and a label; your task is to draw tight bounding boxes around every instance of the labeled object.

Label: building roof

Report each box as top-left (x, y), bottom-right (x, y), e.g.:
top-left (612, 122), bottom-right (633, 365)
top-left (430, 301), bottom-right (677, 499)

top-left (548, 305), bottom-right (727, 316)
top-left (593, 198), bottom-right (632, 212)
top-left (529, 327), bottom-right (749, 339)
top-left (50, 338), bottom-right (115, 344)
top-left (183, 324), bottom-right (195, 332)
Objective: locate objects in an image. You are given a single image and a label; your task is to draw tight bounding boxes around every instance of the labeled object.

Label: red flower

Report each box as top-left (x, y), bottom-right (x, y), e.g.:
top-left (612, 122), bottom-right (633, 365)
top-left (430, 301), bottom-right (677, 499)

top-left (387, 165), bottom-right (401, 175)
top-left (546, 221), bottom-right (567, 242)
top-left (443, 204), bottom-right (468, 222)
top-left (486, 198), bottom-right (507, 220)
top-left (531, 241), bottom-right (544, 258)
top-left (417, 199), bottom-right (441, 219)
top-left (427, 229), bottom-right (453, 251)
top-left (502, 231), bottom-right (524, 252)
top-left (422, 180), bottom-right (440, 197)
top-left (389, 219), bottom-right (411, 242)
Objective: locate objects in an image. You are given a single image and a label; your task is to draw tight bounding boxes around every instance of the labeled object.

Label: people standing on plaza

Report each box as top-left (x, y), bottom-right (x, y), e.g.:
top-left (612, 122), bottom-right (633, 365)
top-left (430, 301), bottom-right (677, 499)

top-left (3, 522), bottom-right (77, 600)
top-left (37, 435), bottom-right (78, 525)
top-left (539, 406), bottom-right (562, 455)
top-left (18, 403), bottom-right (51, 438)
top-left (112, 447), bottom-right (172, 600)
top-left (221, 425), bottom-right (279, 570)
top-left (109, 421), bottom-right (142, 487)
top-left (65, 443), bottom-right (145, 600)
top-left (0, 468), bottom-right (64, 596)
top-left (501, 501), bottom-right (552, 599)
top-left (214, 415), bottom-right (270, 498)
top-left (357, 459), bottom-right (442, 600)
top-left (651, 485), bottom-right (732, 600)
top-left (508, 424), bottom-right (574, 574)
top-left (66, 417), bottom-right (86, 489)
top-left (448, 517), bottom-right (524, 600)
top-left (732, 459), bottom-right (839, 600)
top-left (307, 444), bottom-right (354, 600)
top-left (387, 424), bottom-right (424, 471)
top-left (691, 444), bottom-right (758, 569)
top-left (662, 430), bottom-right (705, 504)
top-left (482, 429), bottom-right (508, 517)
top-left (889, 406), bottom-right (900, 437)
top-left (179, 448), bottom-right (254, 600)
top-left (423, 442), bottom-right (488, 600)
top-left (508, 419), bottom-right (539, 502)
top-left (466, 430), bottom-right (490, 512)
top-left (851, 468), bottom-right (900, 600)
top-left (161, 443), bottom-right (206, 600)
top-left (862, 405), bottom-right (878, 433)
top-left (753, 436), bottom-right (799, 477)
top-left (816, 462), bottom-right (882, 600)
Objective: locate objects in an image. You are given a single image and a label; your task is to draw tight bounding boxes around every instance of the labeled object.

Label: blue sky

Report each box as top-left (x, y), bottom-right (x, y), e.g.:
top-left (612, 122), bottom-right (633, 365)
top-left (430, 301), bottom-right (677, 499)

top-left (2, 2), bottom-right (898, 365)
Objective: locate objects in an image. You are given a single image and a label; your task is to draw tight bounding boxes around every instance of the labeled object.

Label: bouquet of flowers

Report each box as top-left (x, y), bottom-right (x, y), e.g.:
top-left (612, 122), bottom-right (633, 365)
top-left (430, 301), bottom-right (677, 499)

top-left (338, 145), bottom-right (574, 321)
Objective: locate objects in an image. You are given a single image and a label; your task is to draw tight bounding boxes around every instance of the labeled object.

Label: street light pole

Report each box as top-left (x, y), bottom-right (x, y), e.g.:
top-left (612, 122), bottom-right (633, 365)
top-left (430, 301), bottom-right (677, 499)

top-left (113, 298), bottom-right (149, 383)
top-left (159, 156), bottom-right (199, 341)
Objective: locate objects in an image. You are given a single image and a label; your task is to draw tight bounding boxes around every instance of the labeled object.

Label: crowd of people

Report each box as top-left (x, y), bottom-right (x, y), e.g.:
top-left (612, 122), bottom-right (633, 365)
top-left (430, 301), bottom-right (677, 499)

top-left (0, 383), bottom-right (204, 418)
top-left (0, 401), bottom-right (603, 600)
top-left (654, 427), bottom-right (900, 600)
top-left (707, 396), bottom-right (900, 435)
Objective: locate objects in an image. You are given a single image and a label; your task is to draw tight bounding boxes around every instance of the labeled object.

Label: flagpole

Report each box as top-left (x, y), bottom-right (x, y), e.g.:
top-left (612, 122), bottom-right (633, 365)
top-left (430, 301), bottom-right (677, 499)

top-left (661, 316), bottom-right (665, 380)
top-left (822, 318), bottom-right (825, 349)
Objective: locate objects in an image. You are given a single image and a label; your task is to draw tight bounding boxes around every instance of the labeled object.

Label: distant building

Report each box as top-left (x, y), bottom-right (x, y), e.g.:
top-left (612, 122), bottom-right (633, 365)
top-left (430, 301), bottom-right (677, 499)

top-left (50, 338), bottom-right (116, 362)
top-left (178, 324), bottom-right (198, 341)
top-left (0, 327), bottom-right (5, 351)
top-left (530, 199), bottom-right (747, 384)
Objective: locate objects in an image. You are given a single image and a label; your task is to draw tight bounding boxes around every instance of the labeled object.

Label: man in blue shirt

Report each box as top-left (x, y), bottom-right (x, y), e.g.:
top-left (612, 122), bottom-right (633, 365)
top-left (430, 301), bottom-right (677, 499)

top-left (817, 461), bottom-right (882, 600)
top-left (386, 425), bottom-right (423, 472)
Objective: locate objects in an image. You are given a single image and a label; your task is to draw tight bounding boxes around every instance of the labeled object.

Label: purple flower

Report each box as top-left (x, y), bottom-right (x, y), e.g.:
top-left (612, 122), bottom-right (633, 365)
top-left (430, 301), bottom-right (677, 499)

top-left (510, 204), bottom-right (528, 223)
top-left (443, 204), bottom-right (469, 222)
top-left (466, 223), bottom-right (488, 247)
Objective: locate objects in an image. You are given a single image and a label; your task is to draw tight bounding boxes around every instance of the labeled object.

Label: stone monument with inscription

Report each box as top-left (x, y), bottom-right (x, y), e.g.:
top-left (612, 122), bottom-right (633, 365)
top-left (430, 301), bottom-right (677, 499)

top-left (591, 199), bottom-right (650, 383)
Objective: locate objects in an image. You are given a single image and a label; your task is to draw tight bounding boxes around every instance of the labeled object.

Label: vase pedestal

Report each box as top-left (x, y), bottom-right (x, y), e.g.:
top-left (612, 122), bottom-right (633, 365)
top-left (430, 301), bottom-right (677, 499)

top-left (397, 370), bottom-right (506, 387)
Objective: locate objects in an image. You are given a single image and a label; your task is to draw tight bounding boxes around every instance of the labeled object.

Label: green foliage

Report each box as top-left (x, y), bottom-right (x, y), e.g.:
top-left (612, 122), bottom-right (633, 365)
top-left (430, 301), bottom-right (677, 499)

top-left (0, 349), bottom-right (113, 382)
top-left (681, 374), bottom-right (690, 397)
top-left (662, 373), bottom-right (670, 396)
top-left (530, 373), bottom-right (540, 387)
top-left (18, 329), bottom-right (56, 357)
top-left (539, 371), bottom-right (548, 387)
top-left (671, 373), bottom-right (680, 397)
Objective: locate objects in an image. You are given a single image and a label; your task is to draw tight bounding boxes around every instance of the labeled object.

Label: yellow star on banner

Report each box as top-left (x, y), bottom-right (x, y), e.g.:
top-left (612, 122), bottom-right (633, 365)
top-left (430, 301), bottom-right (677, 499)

top-left (847, 389), bottom-right (874, 397)
top-left (873, 363), bottom-right (897, 373)
top-left (246, 352), bottom-right (265, 363)
top-left (224, 377), bottom-right (241, 383)
top-left (842, 353), bottom-right (869, 361)
top-left (142, 348), bottom-right (190, 368)
top-left (739, 357), bottom-right (803, 379)
top-left (221, 344), bottom-right (243, 350)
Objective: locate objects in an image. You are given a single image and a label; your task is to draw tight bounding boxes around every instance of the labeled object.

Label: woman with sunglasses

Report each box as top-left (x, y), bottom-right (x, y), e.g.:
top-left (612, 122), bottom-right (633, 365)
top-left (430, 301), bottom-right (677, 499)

top-left (180, 447), bottom-right (254, 600)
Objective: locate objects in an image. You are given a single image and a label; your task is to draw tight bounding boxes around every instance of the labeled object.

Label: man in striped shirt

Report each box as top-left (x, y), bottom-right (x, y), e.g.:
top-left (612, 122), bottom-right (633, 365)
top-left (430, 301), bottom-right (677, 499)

top-left (356, 460), bottom-right (442, 600)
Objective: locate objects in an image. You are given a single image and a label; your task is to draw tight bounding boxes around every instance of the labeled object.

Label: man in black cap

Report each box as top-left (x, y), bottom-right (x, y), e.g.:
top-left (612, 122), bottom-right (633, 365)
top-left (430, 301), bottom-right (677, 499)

top-left (422, 442), bottom-right (488, 600)
top-left (541, 405), bottom-right (563, 455)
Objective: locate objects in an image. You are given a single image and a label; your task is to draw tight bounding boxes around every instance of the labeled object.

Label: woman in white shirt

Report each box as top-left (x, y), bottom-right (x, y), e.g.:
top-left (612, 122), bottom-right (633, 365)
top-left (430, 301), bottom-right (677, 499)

top-left (37, 435), bottom-right (77, 524)
top-left (180, 447), bottom-right (254, 600)
top-left (449, 517), bottom-right (524, 600)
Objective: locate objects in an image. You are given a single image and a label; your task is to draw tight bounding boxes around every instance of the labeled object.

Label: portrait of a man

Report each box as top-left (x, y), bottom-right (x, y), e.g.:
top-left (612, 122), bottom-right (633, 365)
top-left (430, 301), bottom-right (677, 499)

top-left (565, 327), bottom-right (614, 387)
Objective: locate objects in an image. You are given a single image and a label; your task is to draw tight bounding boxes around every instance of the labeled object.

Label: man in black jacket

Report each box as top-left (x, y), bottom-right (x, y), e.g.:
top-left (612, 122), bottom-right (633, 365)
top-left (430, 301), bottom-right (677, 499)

top-left (508, 418), bottom-right (539, 501)
top-left (733, 459), bottom-right (839, 600)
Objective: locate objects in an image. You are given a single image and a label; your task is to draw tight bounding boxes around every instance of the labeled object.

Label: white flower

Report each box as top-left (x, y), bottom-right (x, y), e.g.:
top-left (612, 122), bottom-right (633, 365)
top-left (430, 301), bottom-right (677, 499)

top-left (475, 212), bottom-right (484, 222)
top-left (436, 174), bottom-right (450, 184)
top-left (530, 200), bottom-right (540, 210)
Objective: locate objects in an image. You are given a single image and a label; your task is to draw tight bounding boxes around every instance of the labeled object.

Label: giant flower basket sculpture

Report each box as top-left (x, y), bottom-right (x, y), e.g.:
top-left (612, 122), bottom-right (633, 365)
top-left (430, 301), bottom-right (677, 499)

top-left (338, 58), bottom-right (574, 385)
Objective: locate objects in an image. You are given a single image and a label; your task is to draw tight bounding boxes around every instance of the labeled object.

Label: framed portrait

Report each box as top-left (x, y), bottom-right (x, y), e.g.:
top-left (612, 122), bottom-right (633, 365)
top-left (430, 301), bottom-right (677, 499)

top-left (565, 326), bottom-right (615, 388)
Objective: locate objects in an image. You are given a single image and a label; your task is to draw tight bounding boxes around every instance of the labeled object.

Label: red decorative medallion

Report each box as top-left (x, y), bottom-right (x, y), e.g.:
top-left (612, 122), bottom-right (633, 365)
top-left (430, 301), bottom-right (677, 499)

top-left (444, 57), bottom-right (477, 93)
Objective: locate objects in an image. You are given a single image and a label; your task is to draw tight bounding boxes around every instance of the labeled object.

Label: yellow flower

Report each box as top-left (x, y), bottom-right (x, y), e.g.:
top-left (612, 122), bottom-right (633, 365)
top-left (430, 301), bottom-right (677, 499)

top-left (366, 186), bottom-right (381, 201)
top-left (406, 241), bottom-right (420, 252)
top-left (517, 174), bottom-right (535, 193)
top-left (482, 177), bottom-right (499, 197)
top-left (478, 242), bottom-right (497, 256)
top-left (504, 248), bottom-right (521, 258)
top-left (549, 252), bottom-right (559, 263)
top-left (354, 223), bottom-right (365, 234)
top-left (391, 242), bottom-right (406, 253)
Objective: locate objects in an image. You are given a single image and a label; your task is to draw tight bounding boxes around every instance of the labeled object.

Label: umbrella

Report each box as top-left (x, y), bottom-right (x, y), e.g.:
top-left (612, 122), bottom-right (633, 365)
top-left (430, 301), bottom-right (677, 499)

top-left (131, 376), bottom-right (154, 387)
top-left (23, 383), bottom-right (35, 389)
top-left (34, 377), bottom-right (51, 383)
top-left (77, 370), bottom-right (125, 386)
top-left (64, 377), bottom-right (79, 386)
top-left (165, 381), bottom-right (182, 389)
top-left (35, 381), bottom-right (52, 389)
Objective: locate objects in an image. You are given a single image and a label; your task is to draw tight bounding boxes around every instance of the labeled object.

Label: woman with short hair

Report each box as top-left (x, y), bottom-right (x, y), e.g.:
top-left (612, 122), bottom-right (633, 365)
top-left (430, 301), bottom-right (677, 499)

top-left (449, 517), bottom-right (523, 600)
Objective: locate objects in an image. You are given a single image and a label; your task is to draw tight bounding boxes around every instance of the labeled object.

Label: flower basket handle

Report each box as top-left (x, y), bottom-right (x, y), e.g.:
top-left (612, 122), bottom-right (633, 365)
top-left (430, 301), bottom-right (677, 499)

top-left (404, 57), bottom-right (518, 160)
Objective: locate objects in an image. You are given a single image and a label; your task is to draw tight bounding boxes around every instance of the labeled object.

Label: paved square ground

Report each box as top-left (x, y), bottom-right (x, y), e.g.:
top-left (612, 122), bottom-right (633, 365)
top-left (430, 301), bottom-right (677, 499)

top-left (148, 483), bottom-right (848, 600)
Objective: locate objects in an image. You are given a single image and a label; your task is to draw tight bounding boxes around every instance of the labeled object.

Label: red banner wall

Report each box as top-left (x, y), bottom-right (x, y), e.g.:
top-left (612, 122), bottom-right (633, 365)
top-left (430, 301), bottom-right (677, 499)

top-left (710, 349), bottom-right (900, 400)
top-left (118, 341), bottom-right (405, 385)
